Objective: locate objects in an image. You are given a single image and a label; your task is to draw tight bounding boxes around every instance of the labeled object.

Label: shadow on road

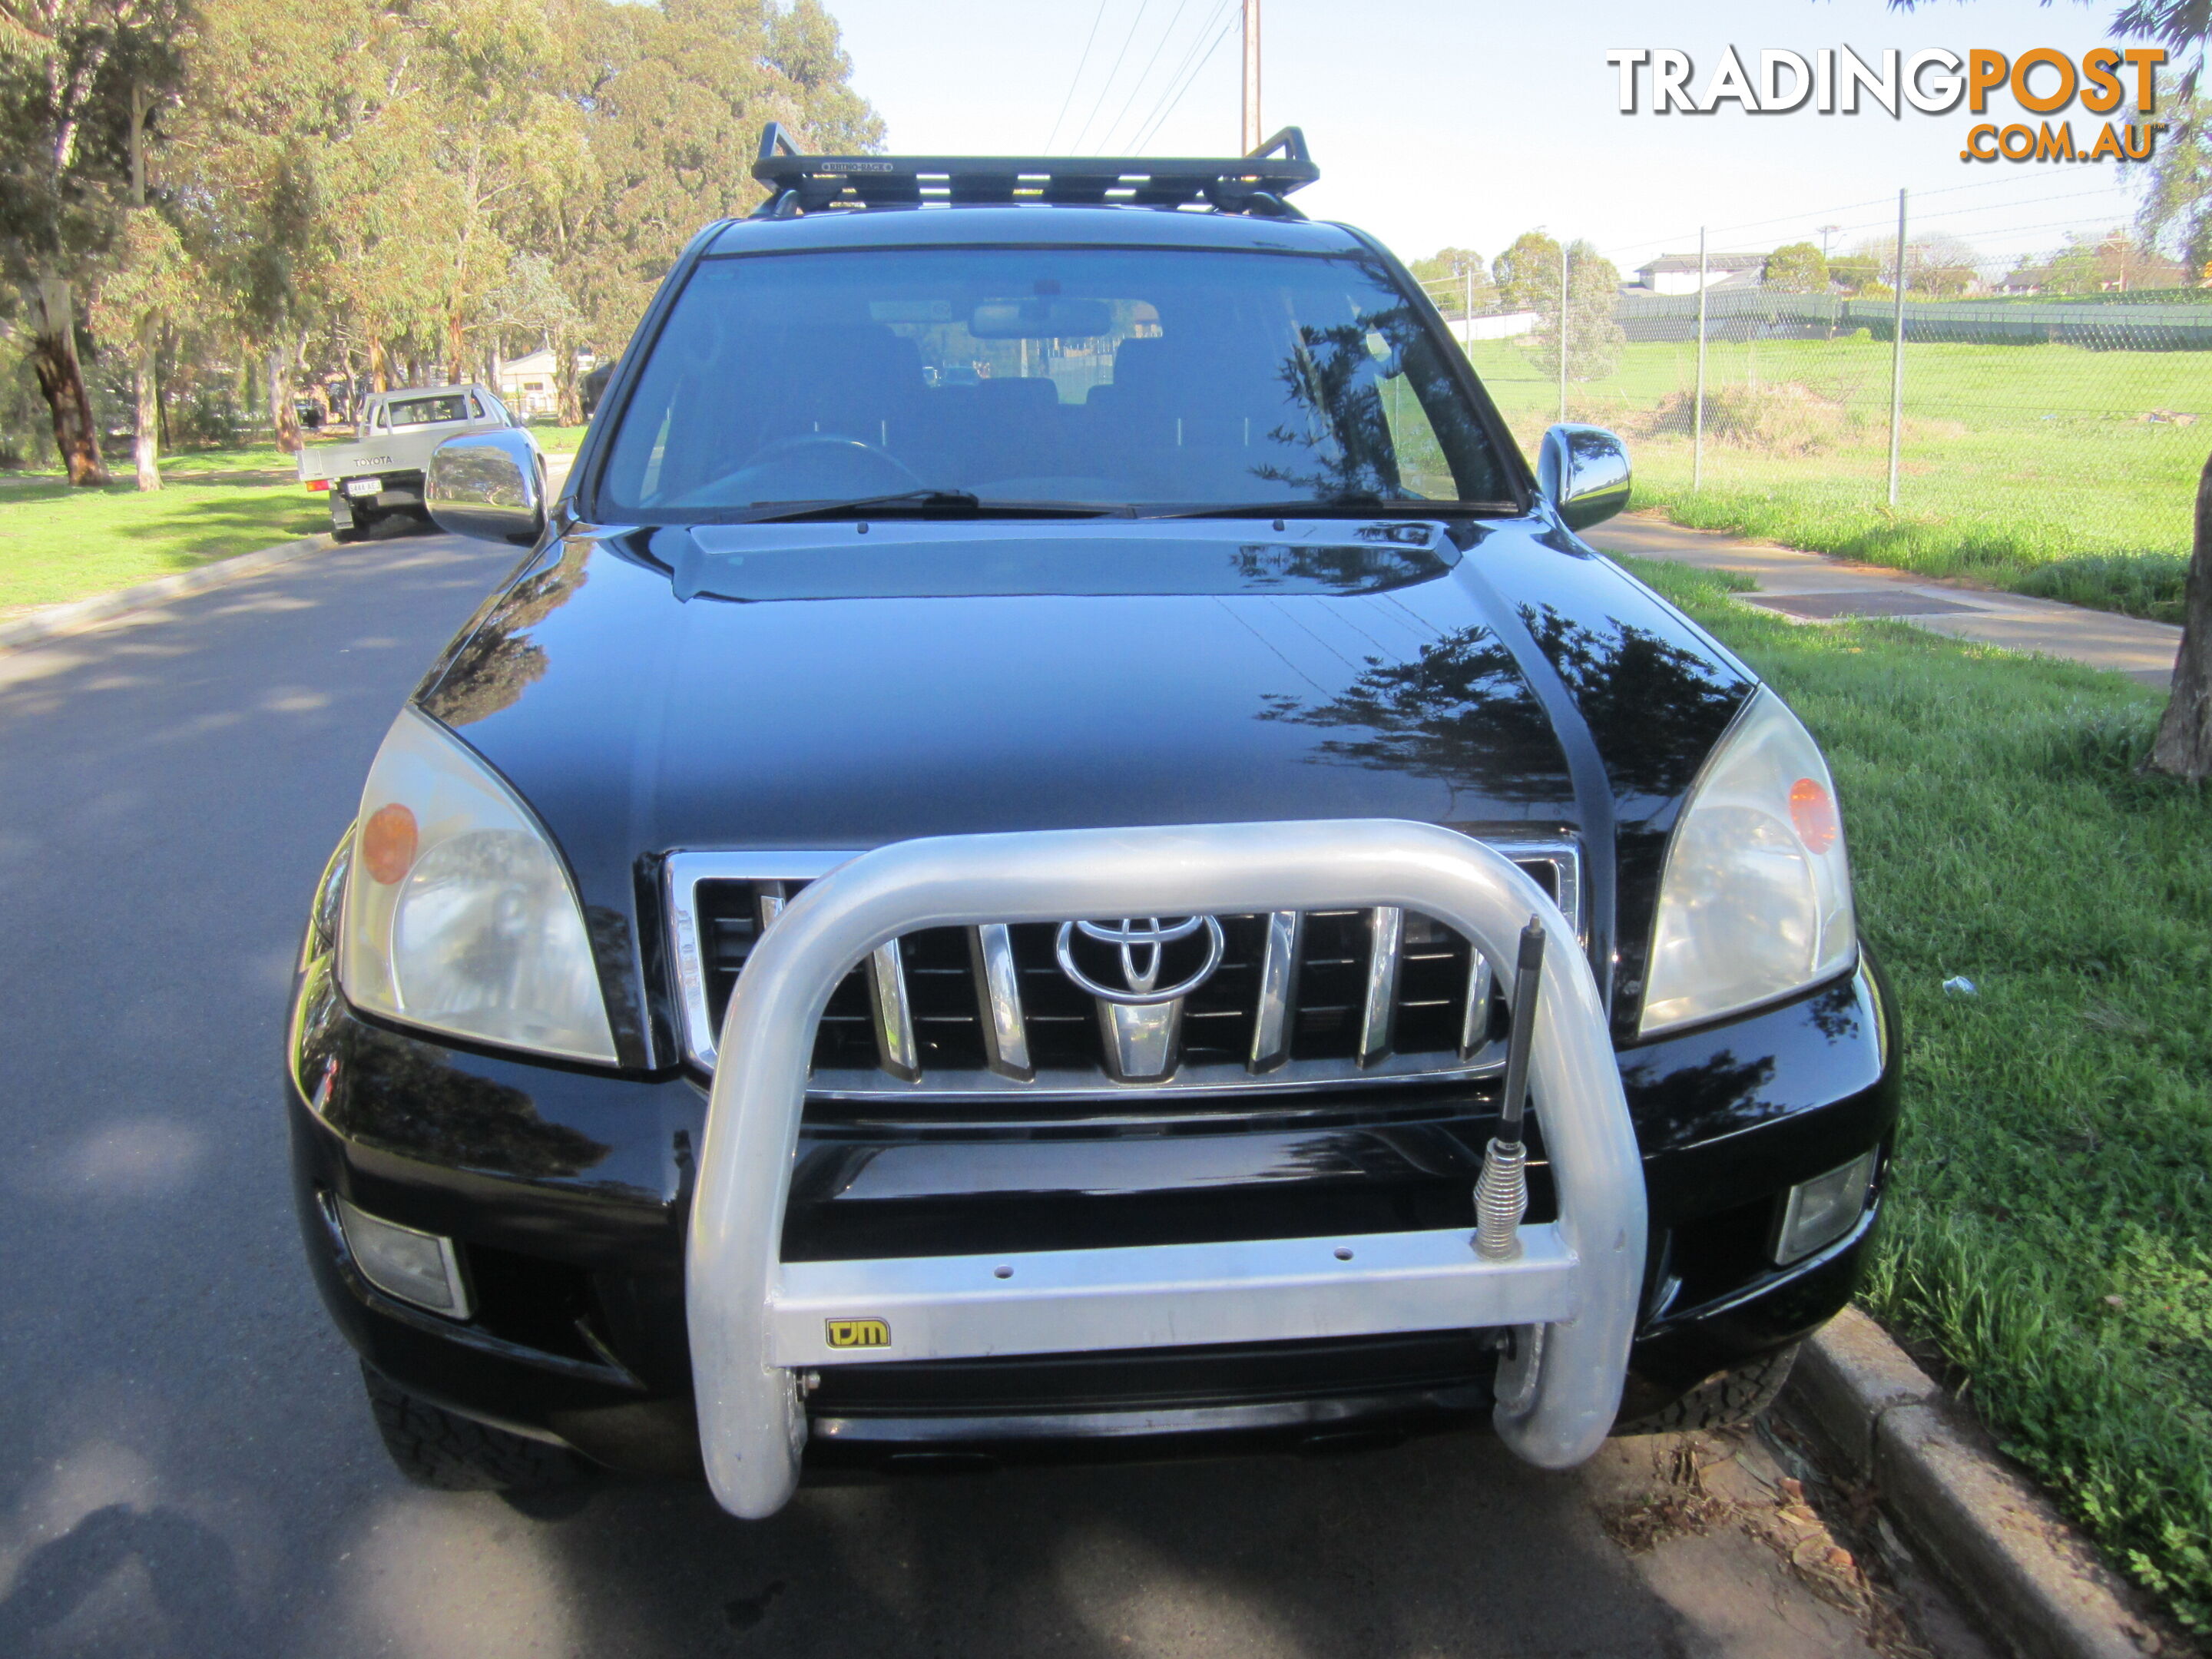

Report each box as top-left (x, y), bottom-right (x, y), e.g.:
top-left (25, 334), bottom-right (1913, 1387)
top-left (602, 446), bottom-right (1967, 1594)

top-left (0, 1505), bottom-right (257, 1653)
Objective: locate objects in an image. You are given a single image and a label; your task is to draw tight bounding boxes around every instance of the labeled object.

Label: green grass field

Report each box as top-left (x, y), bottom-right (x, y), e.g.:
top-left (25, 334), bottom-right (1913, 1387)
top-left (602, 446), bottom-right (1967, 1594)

top-left (0, 445), bottom-right (326, 614)
top-left (1621, 554), bottom-right (2212, 1633)
top-left (1478, 336), bottom-right (2208, 621)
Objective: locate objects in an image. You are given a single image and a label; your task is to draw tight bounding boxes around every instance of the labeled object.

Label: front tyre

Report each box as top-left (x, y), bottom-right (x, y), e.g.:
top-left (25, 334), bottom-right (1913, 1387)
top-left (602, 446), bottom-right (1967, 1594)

top-left (1617, 1344), bottom-right (1800, 1435)
top-left (360, 1363), bottom-right (582, 1491)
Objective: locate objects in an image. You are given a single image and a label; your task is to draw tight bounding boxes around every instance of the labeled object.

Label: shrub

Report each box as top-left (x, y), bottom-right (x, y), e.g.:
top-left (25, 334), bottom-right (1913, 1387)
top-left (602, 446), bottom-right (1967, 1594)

top-left (1641, 381), bottom-right (1859, 455)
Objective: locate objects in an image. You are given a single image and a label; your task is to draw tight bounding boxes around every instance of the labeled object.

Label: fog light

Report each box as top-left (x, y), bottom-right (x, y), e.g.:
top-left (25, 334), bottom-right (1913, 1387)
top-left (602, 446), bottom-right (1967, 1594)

top-left (1774, 1150), bottom-right (1877, 1265)
top-left (337, 1197), bottom-right (472, 1318)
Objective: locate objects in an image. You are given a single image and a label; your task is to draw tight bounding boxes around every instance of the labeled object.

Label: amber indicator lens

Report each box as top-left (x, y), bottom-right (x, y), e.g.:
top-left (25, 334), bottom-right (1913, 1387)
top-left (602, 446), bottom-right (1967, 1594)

top-left (1788, 778), bottom-right (1839, 853)
top-left (362, 803), bottom-right (419, 885)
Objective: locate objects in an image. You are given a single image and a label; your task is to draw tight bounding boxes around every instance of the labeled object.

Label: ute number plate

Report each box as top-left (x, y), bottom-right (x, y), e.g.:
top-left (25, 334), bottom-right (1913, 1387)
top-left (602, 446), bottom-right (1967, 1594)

top-left (345, 478), bottom-right (382, 498)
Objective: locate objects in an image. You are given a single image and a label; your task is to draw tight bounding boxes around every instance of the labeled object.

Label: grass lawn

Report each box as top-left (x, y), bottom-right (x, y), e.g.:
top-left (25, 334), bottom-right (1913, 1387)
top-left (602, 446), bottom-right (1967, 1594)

top-left (524, 422), bottom-right (589, 454)
top-left (1619, 553), bottom-right (2212, 1632)
top-left (0, 422), bottom-right (594, 615)
top-left (1475, 336), bottom-right (2210, 622)
top-left (0, 444), bottom-right (326, 615)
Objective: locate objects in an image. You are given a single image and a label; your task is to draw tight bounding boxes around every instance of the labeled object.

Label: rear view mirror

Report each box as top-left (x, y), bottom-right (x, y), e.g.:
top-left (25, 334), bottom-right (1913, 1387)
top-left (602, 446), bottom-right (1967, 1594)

top-left (969, 298), bottom-right (1114, 339)
top-left (1537, 424), bottom-right (1632, 532)
top-left (427, 428), bottom-right (545, 547)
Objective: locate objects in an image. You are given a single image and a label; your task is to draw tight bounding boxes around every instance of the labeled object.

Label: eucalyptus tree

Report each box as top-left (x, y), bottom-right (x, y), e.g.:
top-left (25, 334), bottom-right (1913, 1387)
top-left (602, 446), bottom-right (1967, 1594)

top-left (164, 0), bottom-right (882, 441)
top-left (0, 0), bottom-right (187, 482)
top-left (560, 0), bottom-right (881, 378)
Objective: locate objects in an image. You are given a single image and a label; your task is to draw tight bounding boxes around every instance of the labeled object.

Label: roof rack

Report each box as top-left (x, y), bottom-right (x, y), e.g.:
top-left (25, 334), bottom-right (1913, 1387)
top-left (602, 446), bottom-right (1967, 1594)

top-left (748, 124), bottom-right (1317, 220)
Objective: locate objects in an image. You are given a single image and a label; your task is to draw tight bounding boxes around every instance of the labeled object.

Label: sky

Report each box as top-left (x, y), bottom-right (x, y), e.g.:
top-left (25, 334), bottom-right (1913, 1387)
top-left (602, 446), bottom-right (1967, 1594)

top-left (817, 0), bottom-right (2168, 279)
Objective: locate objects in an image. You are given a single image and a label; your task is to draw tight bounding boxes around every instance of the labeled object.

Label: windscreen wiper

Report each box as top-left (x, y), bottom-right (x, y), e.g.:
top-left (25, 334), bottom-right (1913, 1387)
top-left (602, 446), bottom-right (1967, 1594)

top-left (1141, 498), bottom-right (1518, 521)
top-left (729, 490), bottom-right (1116, 525)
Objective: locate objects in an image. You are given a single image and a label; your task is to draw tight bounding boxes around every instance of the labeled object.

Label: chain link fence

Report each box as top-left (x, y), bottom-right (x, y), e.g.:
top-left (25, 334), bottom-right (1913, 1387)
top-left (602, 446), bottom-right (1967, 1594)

top-left (1421, 236), bottom-right (2212, 619)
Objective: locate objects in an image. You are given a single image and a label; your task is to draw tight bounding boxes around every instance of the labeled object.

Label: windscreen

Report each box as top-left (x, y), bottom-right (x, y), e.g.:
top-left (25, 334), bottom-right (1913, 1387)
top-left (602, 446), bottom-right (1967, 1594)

top-left (596, 247), bottom-right (1512, 517)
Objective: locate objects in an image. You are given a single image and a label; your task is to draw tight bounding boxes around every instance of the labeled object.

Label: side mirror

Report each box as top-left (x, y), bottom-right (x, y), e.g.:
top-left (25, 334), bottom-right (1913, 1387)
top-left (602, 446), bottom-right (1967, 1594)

top-left (1537, 423), bottom-right (1631, 531)
top-left (427, 428), bottom-right (545, 546)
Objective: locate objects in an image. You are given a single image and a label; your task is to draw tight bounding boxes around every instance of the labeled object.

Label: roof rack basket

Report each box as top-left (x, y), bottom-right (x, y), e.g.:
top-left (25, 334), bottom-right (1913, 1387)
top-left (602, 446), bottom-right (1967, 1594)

top-left (749, 123), bottom-right (1318, 220)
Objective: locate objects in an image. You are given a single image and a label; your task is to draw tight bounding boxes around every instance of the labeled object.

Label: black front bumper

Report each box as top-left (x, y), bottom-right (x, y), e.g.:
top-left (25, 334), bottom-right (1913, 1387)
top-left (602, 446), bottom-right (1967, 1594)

top-left (288, 955), bottom-right (1899, 1477)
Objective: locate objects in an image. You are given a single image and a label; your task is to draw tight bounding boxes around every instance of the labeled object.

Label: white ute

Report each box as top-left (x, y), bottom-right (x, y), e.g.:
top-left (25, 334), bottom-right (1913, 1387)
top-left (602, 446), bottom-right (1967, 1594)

top-left (300, 384), bottom-right (540, 542)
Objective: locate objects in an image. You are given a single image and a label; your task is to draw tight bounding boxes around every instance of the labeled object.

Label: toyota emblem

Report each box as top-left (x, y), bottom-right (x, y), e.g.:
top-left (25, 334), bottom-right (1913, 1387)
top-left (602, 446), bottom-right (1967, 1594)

top-left (1053, 916), bottom-right (1227, 1005)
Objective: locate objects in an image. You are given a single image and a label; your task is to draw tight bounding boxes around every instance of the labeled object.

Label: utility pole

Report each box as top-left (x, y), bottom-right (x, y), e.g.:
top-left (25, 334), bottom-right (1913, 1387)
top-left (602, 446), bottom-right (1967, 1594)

top-left (1241, 0), bottom-right (1262, 152)
top-left (1558, 240), bottom-right (1569, 422)
top-left (1888, 188), bottom-right (1906, 508)
top-left (1820, 224), bottom-right (1840, 261)
top-left (1694, 227), bottom-right (1707, 492)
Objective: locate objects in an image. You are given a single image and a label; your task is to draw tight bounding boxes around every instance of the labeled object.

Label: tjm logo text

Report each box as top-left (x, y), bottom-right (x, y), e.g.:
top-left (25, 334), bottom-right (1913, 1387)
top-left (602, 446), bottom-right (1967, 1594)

top-left (1606, 48), bottom-right (2167, 163)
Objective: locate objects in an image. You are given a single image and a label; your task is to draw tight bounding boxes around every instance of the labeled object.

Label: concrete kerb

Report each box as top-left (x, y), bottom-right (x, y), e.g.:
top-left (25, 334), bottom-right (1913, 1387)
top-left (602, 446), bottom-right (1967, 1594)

top-left (0, 530), bottom-right (336, 655)
top-left (1790, 1308), bottom-right (2183, 1659)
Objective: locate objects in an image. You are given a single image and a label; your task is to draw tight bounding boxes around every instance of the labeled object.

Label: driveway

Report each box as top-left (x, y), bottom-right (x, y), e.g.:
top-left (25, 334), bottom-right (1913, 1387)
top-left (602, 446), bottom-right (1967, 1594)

top-left (0, 525), bottom-right (1970, 1657)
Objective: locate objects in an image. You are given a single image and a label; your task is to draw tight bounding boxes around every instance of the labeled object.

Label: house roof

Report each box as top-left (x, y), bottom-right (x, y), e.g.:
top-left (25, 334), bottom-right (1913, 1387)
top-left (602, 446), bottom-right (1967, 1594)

top-left (1637, 253), bottom-right (1768, 276)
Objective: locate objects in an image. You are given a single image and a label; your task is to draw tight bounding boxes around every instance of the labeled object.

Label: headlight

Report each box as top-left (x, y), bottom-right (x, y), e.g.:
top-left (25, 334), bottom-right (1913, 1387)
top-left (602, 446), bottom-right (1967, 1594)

top-left (1639, 687), bottom-right (1856, 1038)
top-left (338, 705), bottom-right (617, 1063)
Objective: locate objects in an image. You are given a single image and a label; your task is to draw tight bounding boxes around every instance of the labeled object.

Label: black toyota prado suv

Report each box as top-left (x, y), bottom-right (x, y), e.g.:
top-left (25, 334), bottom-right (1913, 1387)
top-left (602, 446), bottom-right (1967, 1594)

top-left (287, 127), bottom-right (1896, 1504)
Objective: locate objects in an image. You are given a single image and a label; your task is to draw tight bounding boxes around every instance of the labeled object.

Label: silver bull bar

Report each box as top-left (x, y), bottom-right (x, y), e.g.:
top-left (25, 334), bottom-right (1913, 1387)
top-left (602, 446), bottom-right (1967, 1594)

top-left (688, 820), bottom-right (1647, 1519)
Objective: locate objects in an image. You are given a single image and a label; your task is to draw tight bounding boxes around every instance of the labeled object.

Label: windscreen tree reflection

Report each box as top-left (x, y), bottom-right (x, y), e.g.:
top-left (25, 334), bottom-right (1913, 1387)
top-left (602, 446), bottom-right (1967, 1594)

top-left (594, 249), bottom-right (1511, 518)
top-left (1253, 310), bottom-right (1436, 504)
top-left (1261, 608), bottom-right (1752, 811)
top-left (1259, 626), bottom-right (1566, 806)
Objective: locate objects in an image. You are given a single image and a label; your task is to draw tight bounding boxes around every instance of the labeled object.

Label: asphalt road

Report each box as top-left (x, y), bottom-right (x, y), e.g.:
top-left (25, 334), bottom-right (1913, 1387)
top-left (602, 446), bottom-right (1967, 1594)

top-left (0, 525), bottom-right (1960, 1658)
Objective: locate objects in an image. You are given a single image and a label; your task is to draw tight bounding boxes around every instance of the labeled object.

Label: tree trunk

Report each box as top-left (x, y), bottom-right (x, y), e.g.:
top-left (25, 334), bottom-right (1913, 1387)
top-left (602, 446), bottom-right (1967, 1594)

top-left (369, 336), bottom-right (388, 395)
top-left (157, 323), bottom-right (173, 453)
top-left (27, 273), bottom-right (107, 485)
top-left (2149, 452), bottom-right (2212, 780)
top-left (267, 341), bottom-right (300, 454)
top-left (132, 314), bottom-right (159, 489)
top-left (555, 334), bottom-right (582, 426)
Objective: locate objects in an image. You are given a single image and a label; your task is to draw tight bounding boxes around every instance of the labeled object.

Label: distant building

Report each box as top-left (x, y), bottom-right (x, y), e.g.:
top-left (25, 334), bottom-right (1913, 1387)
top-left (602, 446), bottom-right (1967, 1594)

top-left (1997, 265), bottom-right (2051, 296)
top-left (1631, 253), bottom-right (1767, 296)
top-left (496, 348), bottom-right (597, 417)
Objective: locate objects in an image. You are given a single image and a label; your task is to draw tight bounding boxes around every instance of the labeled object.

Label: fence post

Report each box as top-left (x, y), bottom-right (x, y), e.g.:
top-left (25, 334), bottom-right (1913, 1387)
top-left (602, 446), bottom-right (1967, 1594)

top-left (1888, 187), bottom-right (1907, 508)
top-left (1693, 227), bottom-right (1707, 492)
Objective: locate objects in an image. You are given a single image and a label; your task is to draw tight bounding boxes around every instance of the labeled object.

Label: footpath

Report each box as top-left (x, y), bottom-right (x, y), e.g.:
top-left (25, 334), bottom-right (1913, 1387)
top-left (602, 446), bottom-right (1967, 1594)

top-left (1591, 512), bottom-right (2185, 688)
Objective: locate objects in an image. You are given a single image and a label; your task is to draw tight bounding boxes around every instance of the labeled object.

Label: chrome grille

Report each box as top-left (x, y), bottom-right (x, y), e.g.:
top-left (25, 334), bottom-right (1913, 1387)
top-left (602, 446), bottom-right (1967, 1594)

top-left (664, 842), bottom-right (1580, 1098)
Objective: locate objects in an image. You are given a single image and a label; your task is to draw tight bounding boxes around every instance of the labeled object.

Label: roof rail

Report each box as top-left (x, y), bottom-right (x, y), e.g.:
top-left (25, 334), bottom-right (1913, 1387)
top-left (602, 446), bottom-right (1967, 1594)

top-left (748, 124), bottom-right (1317, 220)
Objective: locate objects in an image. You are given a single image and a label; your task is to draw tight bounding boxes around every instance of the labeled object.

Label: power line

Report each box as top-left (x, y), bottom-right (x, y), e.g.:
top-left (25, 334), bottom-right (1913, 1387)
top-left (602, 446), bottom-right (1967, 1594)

top-left (1095, 0), bottom-right (1197, 154)
top-left (1598, 167), bottom-right (2141, 263)
top-left (1128, 1), bottom-right (1240, 151)
top-left (1069, 0), bottom-right (1155, 155)
top-left (1123, 0), bottom-right (1238, 151)
top-left (1045, 0), bottom-right (1114, 153)
top-left (1124, 0), bottom-right (1238, 147)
